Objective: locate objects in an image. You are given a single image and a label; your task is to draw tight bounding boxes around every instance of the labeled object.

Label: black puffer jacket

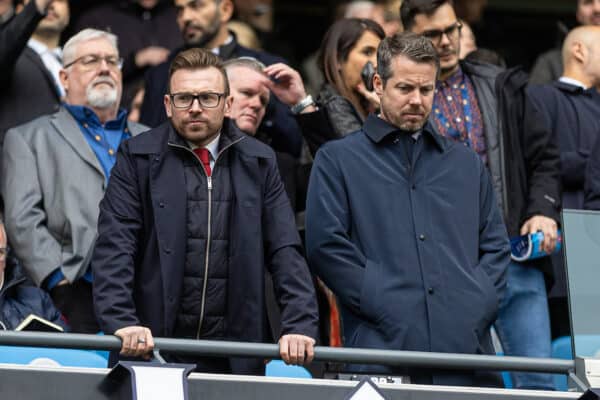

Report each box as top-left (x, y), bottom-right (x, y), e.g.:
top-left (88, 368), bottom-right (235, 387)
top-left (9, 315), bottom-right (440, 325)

top-left (0, 257), bottom-right (67, 331)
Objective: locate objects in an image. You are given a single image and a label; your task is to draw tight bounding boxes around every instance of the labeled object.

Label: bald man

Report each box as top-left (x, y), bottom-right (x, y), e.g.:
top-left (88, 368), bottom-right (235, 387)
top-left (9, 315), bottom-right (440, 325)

top-left (530, 0), bottom-right (600, 84)
top-left (526, 25), bottom-right (600, 348)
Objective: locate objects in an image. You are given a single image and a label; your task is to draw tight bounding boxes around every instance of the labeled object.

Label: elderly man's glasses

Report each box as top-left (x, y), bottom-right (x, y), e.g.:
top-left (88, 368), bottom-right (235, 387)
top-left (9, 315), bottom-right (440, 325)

top-left (421, 21), bottom-right (462, 45)
top-left (64, 54), bottom-right (124, 70)
top-left (169, 92), bottom-right (225, 109)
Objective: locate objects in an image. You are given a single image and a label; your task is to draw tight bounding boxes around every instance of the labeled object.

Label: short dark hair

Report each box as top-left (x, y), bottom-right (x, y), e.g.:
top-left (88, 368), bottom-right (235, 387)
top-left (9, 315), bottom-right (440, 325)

top-left (317, 18), bottom-right (385, 100)
top-left (377, 32), bottom-right (440, 85)
top-left (400, 0), bottom-right (454, 31)
top-left (168, 48), bottom-right (230, 95)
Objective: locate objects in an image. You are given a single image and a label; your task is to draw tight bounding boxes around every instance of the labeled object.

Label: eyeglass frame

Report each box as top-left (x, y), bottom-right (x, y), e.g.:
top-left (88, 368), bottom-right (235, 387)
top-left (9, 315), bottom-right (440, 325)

top-left (421, 21), bottom-right (463, 45)
top-left (168, 92), bottom-right (227, 109)
top-left (63, 54), bottom-right (124, 70)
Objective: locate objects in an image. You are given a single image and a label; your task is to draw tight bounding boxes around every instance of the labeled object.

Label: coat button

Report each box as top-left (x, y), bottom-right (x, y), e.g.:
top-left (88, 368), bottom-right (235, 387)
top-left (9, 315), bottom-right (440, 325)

top-left (428, 287), bottom-right (434, 294)
top-left (165, 248), bottom-right (171, 254)
top-left (412, 184), bottom-right (416, 190)
top-left (159, 202), bottom-right (165, 208)
top-left (419, 234), bottom-right (426, 241)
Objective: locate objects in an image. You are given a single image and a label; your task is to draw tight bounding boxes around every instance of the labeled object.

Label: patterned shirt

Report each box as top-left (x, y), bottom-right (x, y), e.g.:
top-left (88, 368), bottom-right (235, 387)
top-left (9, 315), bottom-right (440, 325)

top-left (432, 66), bottom-right (487, 163)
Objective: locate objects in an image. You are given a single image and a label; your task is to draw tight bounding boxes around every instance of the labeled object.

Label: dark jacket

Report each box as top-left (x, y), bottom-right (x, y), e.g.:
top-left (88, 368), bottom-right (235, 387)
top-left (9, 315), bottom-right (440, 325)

top-left (92, 119), bottom-right (319, 375)
top-left (526, 81), bottom-right (600, 210)
top-left (0, 0), bottom-right (44, 88)
top-left (296, 83), bottom-right (363, 157)
top-left (306, 115), bottom-right (509, 386)
top-left (585, 136), bottom-right (600, 210)
top-left (0, 47), bottom-right (61, 144)
top-left (139, 36), bottom-right (303, 157)
top-left (465, 63), bottom-right (561, 283)
top-left (74, 0), bottom-right (183, 107)
top-left (0, 257), bottom-right (67, 331)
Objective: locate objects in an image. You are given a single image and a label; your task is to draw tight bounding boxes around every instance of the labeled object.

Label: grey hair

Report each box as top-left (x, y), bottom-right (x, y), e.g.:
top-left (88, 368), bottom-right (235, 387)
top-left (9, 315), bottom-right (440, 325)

top-left (222, 56), bottom-right (266, 74)
top-left (377, 32), bottom-right (440, 85)
top-left (62, 29), bottom-right (119, 67)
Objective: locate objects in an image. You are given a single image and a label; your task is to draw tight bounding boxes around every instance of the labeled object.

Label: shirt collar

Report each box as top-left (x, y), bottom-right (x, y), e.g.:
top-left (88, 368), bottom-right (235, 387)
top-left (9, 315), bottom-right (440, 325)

top-left (28, 38), bottom-right (62, 58)
top-left (64, 103), bottom-right (128, 129)
top-left (211, 34), bottom-right (234, 56)
top-left (187, 134), bottom-right (220, 161)
top-left (559, 76), bottom-right (587, 89)
top-left (363, 113), bottom-right (445, 151)
top-left (438, 65), bottom-right (465, 87)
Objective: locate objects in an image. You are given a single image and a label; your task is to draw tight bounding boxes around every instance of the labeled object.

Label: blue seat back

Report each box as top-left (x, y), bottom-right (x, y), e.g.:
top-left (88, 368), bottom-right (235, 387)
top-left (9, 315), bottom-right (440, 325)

top-left (0, 346), bottom-right (108, 368)
top-left (265, 360), bottom-right (312, 379)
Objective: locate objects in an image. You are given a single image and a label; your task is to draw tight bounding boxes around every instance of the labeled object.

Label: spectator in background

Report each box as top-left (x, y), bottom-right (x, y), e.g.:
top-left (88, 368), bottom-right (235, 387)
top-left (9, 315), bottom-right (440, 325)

top-left (227, 20), bottom-right (261, 50)
top-left (92, 48), bottom-right (319, 373)
top-left (402, 0), bottom-right (560, 390)
top-left (0, 0), bottom-right (54, 84)
top-left (0, 0), bottom-right (69, 146)
top-left (289, 18), bottom-right (385, 156)
top-left (585, 135), bottom-right (600, 210)
top-left (527, 26), bottom-right (600, 340)
top-left (530, 0), bottom-right (600, 85)
top-left (139, 0), bottom-right (304, 158)
top-left (0, 221), bottom-right (68, 331)
top-left (306, 32), bottom-right (509, 386)
top-left (459, 19), bottom-right (476, 59)
top-left (74, 0), bottom-right (182, 110)
top-left (1, 29), bottom-right (147, 333)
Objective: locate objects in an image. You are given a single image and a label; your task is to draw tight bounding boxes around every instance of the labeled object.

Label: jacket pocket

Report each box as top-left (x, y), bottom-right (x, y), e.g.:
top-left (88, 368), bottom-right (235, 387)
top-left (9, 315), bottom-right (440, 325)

top-left (359, 259), bottom-right (381, 324)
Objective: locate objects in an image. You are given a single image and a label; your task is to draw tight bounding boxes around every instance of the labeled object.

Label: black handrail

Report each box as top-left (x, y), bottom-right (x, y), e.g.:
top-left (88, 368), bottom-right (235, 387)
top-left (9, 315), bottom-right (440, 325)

top-left (0, 331), bottom-right (574, 374)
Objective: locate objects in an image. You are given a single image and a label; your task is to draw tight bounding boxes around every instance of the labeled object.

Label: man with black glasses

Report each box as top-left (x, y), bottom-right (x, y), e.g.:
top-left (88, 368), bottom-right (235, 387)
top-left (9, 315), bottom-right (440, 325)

top-left (1, 28), bottom-right (148, 333)
top-left (92, 48), bottom-right (319, 374)
top-left (402, 0), bottom-right (561, 390)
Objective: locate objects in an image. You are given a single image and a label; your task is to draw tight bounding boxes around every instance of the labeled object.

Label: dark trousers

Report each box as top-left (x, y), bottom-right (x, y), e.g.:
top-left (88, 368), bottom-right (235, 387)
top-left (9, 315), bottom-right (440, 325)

top-left (50, 279), bottom-right (100, 333)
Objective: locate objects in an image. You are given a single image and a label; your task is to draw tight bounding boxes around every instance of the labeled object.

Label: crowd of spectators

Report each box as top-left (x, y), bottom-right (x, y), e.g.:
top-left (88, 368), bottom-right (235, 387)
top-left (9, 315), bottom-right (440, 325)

top-left (0, 0), bottom-right (599, 391)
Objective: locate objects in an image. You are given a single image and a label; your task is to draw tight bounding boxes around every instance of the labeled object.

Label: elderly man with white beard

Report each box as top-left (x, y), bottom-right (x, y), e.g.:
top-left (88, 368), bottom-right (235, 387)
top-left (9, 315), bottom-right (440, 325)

top-left (1, 28), bottom-right (148, 333)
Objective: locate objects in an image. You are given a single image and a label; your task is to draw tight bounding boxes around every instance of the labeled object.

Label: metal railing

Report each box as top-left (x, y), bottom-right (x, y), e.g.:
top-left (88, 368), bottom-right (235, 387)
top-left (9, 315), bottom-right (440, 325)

top-left (0, 330), bottom-right (574, 374)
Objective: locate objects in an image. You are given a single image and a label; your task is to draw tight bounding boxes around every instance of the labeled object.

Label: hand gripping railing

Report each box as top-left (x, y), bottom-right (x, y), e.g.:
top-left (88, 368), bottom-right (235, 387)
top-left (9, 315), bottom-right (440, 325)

top-left (0, 330), bottom-right (574, 374)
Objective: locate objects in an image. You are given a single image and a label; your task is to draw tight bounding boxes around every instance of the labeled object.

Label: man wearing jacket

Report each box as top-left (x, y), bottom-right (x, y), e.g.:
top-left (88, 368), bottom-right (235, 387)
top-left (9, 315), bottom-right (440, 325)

top-left (401, 0), bottom-right (561, 390)
top-left (138, 0), bottom-right (303, 157)
top-left (1, 29), bottom-right (147, 333)
top-left (92, 48), bottom-right (319, 373)
top-left (306, 32), bottom-right (509, 387)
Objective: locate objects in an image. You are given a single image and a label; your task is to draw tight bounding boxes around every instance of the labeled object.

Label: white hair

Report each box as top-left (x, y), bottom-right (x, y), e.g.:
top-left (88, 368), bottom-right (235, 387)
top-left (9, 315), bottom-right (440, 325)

top-left (62, 29), bottom-right (119, 66)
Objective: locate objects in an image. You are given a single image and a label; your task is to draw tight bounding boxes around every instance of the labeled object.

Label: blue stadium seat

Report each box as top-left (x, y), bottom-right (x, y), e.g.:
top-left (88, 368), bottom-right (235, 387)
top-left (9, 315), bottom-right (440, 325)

top-left (551, 335), bottom-right (600, 391)
top-left (265, 360), bottom-right (312, 379)
top-left (0, 346), bottom-right (108, 368)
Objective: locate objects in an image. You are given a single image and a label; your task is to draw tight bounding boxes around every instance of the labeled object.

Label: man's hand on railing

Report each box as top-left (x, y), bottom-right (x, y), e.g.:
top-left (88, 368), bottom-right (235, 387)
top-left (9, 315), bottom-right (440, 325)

top-left (114, 326), bottom-right (155, 360)
top-left (278, 334), bottom-right (316, 365)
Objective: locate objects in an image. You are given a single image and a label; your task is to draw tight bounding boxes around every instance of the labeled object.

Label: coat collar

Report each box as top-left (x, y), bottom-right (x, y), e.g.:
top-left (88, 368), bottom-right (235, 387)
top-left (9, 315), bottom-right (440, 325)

top-left (363, 113), bottom-right (446, 152)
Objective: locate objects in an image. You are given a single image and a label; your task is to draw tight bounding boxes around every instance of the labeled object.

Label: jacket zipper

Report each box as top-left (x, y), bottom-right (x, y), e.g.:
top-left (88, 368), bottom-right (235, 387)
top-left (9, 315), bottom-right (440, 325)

top-left (168, 136), bottom-right (245, 339)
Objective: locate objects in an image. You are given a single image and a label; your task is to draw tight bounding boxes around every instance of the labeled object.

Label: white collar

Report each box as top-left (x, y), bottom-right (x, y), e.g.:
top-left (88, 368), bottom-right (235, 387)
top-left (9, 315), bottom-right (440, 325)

top-left (211, 35), bottom-right (234, 55)
top-left (559, 76), bottom-right (587, 89)
top-left (188, 134), bottom-right (220, 161)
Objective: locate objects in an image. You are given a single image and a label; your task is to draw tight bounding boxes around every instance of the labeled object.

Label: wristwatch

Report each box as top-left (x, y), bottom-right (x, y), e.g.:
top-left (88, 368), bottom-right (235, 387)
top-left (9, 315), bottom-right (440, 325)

top-left (290, 95), bottom-right (315, 115)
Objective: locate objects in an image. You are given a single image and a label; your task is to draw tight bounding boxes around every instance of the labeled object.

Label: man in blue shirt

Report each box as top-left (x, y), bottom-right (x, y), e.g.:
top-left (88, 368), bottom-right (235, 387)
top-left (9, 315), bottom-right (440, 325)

top-left (1, 28), bottom-right (147, 333)
top-left (306, 32), bottom-right (509, 387)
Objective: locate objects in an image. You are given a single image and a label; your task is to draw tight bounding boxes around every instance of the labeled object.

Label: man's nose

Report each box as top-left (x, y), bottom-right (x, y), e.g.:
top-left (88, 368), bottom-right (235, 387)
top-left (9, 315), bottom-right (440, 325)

top-left (408, 90), bottom-right (423, 105)
top-left (189, 98), bottom-right (203, 112)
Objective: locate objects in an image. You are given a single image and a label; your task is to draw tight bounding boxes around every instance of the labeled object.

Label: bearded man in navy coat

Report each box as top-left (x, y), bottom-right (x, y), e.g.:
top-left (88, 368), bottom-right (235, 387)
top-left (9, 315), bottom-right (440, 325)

top-left (92, 48), bottom-right (319, 374)
top-left (306, 32), bottom-right (510, 387)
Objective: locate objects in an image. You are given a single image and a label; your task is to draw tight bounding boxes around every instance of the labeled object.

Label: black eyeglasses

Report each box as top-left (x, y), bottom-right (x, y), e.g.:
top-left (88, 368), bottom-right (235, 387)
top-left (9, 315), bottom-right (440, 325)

top-left (169, 92), bottom-right (225, 109)
top-left (421, 21), bottom-right (463, 45)
top-left (64, 54), bottom-right (123, 70)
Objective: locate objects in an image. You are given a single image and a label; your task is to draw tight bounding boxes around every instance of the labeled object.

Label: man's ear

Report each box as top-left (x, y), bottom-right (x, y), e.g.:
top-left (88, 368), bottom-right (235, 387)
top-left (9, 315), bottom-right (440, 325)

top-left (164, 94), bottom-right (172, 118)
top-left (373, 73), bottom-right (384, 97)
top-left (220, 0), bottom-right (234, 24)
top-left (59, 69), bottom-right (68, 93)
top-left (573, 42), bottom-right (587, 65)
top-left (223, 95), bottom-right (233, 114)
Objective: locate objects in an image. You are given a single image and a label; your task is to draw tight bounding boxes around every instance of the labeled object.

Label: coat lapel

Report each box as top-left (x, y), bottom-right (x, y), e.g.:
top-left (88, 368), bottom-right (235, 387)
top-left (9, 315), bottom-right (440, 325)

top-left (51, 108), bottom-right (106, 180)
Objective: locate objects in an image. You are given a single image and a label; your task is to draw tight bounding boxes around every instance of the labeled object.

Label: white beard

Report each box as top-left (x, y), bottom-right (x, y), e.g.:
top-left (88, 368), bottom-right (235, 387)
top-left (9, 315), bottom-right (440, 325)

top-left (86, 79), bottom-right (118, 109)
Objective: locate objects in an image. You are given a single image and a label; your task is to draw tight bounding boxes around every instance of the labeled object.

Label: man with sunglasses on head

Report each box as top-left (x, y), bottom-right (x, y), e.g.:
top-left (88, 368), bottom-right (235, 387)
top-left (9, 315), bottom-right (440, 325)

top-left (1, 28), bottom-right (148, 333)
top-left (402, 0), bottom-right (561, 390)
top-left (92, 48), bottom-right (319, 373)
